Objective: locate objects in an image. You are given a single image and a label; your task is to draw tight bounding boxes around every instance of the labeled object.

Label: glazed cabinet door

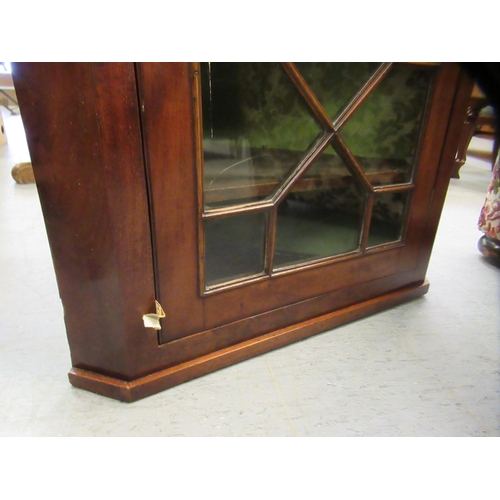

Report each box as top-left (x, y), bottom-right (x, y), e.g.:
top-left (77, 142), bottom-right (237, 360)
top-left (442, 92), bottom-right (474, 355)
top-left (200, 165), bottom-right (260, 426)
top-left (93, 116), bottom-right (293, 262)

top-left (138, 62), bottom-right (460, 347)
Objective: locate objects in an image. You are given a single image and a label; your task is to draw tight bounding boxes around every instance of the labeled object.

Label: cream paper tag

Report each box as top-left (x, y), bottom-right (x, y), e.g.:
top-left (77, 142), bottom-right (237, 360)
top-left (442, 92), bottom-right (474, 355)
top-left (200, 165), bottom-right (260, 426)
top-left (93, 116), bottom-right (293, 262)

top-left (142, 301), bottom-right (166, 330)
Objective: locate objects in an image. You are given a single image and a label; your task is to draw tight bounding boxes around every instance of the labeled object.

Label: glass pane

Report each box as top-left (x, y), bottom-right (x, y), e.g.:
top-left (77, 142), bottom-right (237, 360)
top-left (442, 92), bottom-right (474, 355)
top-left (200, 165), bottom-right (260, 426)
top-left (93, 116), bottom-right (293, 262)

top-left (340, 64), bottom-right (435, 186)
top-left (295, 62), bottom-right (381, 121)
top-left (273, 153), bottom-right (365, 270)
top-left (367, 191), bottom-right (410, 247)
top-left (201, 63), bottom-right (322, 208)
top-left (204, 212), bottom-right (267, 287)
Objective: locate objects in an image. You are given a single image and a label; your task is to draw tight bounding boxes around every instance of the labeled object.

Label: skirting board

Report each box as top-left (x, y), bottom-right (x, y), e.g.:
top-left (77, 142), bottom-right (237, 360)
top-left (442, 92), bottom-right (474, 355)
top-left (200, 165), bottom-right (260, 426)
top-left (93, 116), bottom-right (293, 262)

top-left (68, 281), bottom-right (429, 402)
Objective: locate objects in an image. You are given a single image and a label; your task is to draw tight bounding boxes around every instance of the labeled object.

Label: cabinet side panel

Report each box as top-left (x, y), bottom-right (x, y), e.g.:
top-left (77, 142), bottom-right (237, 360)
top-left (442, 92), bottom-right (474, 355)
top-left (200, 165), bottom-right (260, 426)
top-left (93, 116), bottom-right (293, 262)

top-left (412, 66), bottom-right (475, 282)
top-left (12, 63), bottom-right (157, 380)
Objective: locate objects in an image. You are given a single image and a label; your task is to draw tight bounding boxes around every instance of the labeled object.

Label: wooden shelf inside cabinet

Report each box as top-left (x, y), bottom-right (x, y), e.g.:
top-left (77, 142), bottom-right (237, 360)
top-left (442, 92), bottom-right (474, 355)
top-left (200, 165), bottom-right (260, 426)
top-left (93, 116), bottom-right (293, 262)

top-left (12, 62), bottom-right (473, 402)
top-left (204, 151), bottom-right (408, 205)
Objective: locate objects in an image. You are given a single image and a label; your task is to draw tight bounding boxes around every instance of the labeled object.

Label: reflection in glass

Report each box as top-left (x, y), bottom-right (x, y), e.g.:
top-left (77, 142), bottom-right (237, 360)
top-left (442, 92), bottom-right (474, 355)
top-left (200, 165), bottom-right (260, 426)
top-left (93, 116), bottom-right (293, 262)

top-left (201, 63), bottom-right (322, 208)
top-left (199, 63), bottom-right (428, 288)
top-left (273, 153), bottom-right (365, 270)
top-left (367, 191), bottom-right (410, 247)
top-left (204, 212), bottom-right (267, 287)
top-left (340, 64), bottom-right (434, 186)
top-left (295, 62), bottom-right (381, 121)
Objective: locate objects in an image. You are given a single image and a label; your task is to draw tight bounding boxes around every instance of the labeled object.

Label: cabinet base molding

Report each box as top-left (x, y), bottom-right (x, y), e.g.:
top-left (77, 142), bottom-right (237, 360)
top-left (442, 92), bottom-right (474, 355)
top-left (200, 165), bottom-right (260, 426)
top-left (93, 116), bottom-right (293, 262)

top-left (68, 281), bottom-right (429, 402)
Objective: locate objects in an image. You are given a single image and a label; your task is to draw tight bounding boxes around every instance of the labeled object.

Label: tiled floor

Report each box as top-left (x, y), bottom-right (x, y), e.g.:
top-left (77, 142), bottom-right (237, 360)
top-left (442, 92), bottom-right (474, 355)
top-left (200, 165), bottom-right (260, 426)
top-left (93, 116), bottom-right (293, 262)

top-left (0, 107), bottom-right (499, 437)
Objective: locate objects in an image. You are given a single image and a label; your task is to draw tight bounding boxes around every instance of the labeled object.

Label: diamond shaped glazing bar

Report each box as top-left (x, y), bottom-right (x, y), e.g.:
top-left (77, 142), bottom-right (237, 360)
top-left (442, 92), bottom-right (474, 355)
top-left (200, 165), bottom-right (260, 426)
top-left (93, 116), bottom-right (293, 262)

top-left (280, 63), bottom-right (335, 132)
top-left (333, 63), bottom-right (393, 132)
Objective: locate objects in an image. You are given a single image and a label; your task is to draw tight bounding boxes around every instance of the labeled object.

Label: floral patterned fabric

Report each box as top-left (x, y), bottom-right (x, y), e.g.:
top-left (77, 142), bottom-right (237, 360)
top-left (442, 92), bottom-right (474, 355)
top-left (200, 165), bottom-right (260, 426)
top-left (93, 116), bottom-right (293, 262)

top-left (478, 156), bottom-right (500, 240)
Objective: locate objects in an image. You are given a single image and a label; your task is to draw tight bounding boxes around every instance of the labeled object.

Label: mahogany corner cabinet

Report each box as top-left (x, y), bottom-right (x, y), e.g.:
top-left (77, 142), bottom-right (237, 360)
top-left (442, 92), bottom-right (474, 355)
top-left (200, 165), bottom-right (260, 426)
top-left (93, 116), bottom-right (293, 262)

top-left (12, 63), bottom-right (472, 402)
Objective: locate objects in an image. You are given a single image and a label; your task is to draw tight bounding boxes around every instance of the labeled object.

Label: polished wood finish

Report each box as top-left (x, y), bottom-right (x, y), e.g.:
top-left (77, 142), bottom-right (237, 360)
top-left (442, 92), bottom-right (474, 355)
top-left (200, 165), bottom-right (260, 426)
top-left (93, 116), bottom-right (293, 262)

top-left (12, 63), bottom-right (472, 401)
top-left (13, 63), bottom-right (157, 381)
top-left (68, 281), bottom-right (430, 402)
top-left (410, 66), bottom-right (474, 283)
